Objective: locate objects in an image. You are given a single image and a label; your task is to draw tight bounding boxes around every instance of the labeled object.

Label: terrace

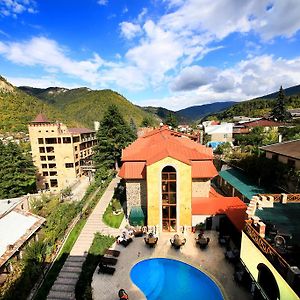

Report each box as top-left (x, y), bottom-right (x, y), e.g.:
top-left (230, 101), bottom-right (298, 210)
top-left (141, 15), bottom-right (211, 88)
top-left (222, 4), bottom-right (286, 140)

top-left (92, 230), bottom-right (252, 300)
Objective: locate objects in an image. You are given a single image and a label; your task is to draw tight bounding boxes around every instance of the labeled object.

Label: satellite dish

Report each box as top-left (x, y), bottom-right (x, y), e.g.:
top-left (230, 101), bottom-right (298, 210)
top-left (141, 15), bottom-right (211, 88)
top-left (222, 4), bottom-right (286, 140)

top-left (274, 235), bottom-right (286, 248)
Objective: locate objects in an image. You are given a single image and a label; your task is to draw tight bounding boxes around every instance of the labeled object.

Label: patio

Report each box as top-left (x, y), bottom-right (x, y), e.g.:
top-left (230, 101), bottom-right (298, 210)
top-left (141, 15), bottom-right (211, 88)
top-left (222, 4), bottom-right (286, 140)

top-left (92, 230), bottom-right (252, 300)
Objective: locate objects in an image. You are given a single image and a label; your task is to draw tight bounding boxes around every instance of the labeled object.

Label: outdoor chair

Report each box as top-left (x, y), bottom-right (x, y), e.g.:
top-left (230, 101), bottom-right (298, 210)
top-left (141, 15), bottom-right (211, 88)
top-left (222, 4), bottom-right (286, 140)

top-left (144, 236), bottom-right (158, 247)
top-left (105, 249), bottom-right (120, 257)
top-left (98, 263), bottom-right (115, 275)
top-left (100, 256), bottom-right (118, 266)
top-left (196, 237), bottom-right (210, 249)
top-left (170, 234), bottom-right (186, 249)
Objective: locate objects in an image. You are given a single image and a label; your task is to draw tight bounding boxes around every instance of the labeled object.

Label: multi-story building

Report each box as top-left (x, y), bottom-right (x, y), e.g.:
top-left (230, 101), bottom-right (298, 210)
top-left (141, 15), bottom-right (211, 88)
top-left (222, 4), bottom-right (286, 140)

top-left (28, 114), bottom-right (97, 191)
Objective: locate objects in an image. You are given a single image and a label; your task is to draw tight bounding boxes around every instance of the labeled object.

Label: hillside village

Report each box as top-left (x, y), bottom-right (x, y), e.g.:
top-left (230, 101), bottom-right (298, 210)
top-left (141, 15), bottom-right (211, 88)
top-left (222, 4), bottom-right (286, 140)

top-left (0, 73), bottom-right (299, 300)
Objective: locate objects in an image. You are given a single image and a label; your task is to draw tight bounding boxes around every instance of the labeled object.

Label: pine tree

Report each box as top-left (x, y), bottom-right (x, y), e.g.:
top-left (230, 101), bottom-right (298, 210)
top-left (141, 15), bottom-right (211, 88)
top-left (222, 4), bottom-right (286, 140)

top-left (271, 86), bottom-right (291, 122)
top-left (93, 105), bottom-right (136, 170)
top-left (0, 141), bottom-right (36, 198)
top-left (129, 118), bottom-right (137, 139)
top-left (165, 113), bottom-right (179, 128)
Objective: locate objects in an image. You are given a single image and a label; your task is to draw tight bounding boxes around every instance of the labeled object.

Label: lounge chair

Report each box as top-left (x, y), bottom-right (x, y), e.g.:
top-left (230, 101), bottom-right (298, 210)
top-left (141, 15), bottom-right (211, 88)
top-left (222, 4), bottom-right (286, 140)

top-left (105, 249), bottom-right (120, 257)
top-left (170, 235), bottom-right (186, 249)
top-left (196, 237), bottom-right (210, 249)
top-left (144, 236), bottom-right (158, 247)
top-left (100, 256), bottom-right (118, 266)
top-left (98, 263), bottom-right (115, 275)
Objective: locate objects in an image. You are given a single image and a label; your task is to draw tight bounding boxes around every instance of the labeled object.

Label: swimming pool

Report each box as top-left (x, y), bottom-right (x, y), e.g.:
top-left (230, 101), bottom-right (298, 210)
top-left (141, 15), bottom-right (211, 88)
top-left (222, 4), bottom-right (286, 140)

top-left (130, 258), bottom-right (224, 300)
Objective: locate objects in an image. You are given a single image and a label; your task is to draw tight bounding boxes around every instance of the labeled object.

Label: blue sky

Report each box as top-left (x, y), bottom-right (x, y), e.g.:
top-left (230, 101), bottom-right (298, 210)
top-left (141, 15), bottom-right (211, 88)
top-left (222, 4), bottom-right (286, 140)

top-left (0, 0), bottom-right (300, 110)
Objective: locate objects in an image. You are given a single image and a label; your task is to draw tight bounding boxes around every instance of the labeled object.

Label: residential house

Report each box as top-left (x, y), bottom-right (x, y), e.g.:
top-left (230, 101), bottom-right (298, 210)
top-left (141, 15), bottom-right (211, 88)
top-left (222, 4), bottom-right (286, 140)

top-left (260, 140), bottom-right (300, 170)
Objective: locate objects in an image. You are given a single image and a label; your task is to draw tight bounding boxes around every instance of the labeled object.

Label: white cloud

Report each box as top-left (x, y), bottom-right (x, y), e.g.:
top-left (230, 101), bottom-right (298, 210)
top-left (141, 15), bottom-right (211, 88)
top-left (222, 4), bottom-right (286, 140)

top-left (0, 0), bottom-right (37, 17)
top-left (120, 22), bottom-right (142, 39)
top-left (97, 0), bottom-right (107, 6)
top-left (0, 37), bottom-right (105, 85)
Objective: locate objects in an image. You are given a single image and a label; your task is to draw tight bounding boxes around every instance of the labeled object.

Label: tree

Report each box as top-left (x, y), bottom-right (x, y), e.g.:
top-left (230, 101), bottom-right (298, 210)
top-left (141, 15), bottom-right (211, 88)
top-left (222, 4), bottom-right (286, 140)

top-left (129, 118), bottom-right (137, 139)
top-left (140, 116), bottom-right (154, 127)
top-left (271, 86), bottom-right (291, 122)
top-left (165, 113), bottom-right (179, 128)
top-left (93, 105), bottom-right (136, 170)
top-left (0, 141), bottom-right (36, 198)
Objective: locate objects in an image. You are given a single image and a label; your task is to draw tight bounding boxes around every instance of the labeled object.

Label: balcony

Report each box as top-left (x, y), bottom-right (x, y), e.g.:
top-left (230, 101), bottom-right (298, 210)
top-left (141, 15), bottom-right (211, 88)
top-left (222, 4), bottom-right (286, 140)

top-left (244, 220), bottom-right (300, 295)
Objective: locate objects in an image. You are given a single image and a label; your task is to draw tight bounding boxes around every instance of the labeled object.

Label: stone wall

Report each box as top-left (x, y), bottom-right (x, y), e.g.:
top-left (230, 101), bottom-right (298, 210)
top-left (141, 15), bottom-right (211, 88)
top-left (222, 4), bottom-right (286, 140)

top-left (192, 179), bottom-right (210, 197)
top-left (125, 179), bottom-right (147, 213)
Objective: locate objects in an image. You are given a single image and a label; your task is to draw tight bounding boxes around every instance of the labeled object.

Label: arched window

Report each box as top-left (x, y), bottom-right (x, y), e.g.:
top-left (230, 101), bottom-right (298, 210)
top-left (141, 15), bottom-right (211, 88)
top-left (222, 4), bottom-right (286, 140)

top-left (257, 263), bottom-right (280, 300)
top-left (162, 166), bottom-right (176, 231)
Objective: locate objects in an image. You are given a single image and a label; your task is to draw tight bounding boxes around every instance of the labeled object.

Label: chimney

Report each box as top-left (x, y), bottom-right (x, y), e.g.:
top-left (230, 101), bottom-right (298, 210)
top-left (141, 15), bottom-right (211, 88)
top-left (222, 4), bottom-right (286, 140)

top-left (94, 121), bottom-right (100, 131)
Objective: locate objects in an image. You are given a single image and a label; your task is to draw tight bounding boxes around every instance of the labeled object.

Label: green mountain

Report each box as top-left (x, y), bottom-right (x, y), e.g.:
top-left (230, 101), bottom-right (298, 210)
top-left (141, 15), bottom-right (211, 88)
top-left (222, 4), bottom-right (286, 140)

top-left (19, 86), bottom-right (156, 129)
top-left (212, 85), bottom-right (300, 120)
top-left (142, 106), bottom-right (186, 123)
top-left (0, 76), bottom-right (78, 132)
top-left (177, 101), bottom-right (236, 122)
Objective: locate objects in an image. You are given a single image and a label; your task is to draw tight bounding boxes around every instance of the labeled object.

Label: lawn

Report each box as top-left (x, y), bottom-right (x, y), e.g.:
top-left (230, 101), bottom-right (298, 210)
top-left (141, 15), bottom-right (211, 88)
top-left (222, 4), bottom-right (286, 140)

top-left (102, 198), bottom-right (124, 228)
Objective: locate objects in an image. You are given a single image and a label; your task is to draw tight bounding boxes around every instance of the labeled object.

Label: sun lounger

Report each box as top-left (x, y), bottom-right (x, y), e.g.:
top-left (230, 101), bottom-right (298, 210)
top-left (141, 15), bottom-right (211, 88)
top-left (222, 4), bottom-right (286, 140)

top-left (196, 237), bottom-right (210, 249)
top-left (100, 256), bottom-right (118, 266)
top-left (119, 237), bottom-right (133, 247)
top-left (105, 249), bottom-right (120, 257)
top-left (98, 263), bottom-right (115, 275)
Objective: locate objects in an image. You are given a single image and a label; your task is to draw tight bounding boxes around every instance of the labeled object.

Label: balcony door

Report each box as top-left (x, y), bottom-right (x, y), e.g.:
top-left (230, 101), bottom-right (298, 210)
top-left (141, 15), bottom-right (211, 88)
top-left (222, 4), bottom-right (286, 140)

top-left (162, 166), bottom-right (176, 232)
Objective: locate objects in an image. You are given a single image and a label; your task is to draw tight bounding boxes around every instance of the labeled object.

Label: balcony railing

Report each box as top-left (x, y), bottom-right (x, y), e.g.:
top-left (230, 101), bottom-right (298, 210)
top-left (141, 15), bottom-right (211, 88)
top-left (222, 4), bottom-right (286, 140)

top-left (244, 220), bottom-right (290, 278)
top-left (257, 194), bottom-right (300, 203)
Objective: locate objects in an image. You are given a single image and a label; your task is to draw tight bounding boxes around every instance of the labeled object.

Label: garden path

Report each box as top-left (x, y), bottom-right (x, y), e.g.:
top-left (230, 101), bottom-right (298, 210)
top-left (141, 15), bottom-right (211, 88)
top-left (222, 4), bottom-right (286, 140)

top-left (47, 177), bottom-right (121, 300)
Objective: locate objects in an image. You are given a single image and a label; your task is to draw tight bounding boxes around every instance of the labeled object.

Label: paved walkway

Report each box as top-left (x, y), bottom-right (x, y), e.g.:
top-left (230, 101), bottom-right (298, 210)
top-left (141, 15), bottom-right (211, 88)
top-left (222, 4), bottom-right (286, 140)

top-left (47, 177), bottom-right (121, 300)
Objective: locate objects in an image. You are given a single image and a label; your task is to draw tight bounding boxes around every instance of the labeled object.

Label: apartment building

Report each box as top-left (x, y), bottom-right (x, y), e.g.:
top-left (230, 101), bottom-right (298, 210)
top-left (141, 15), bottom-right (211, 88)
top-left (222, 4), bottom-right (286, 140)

top-left (28, 114), bottom-right (97, 191)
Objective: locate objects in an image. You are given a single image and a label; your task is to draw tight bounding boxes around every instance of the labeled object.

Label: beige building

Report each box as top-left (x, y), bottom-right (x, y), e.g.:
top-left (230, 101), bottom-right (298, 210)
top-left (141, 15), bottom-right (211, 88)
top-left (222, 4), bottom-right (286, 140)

top-left (28, 114), bottom-right (97, 192)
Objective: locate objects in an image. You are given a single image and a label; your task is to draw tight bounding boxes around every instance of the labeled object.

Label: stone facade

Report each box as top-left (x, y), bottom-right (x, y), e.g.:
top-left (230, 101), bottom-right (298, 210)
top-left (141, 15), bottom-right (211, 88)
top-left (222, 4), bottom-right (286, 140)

top-left (125, 180), bottom-right (147, 213)
top-left (192, 179), bottom-right (210, 197)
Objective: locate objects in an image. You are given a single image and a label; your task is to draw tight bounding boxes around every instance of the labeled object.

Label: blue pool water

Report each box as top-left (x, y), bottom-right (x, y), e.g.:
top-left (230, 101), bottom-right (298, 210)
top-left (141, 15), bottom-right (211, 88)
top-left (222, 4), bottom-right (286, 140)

top-left (130, 258), bottom-right (224, 300)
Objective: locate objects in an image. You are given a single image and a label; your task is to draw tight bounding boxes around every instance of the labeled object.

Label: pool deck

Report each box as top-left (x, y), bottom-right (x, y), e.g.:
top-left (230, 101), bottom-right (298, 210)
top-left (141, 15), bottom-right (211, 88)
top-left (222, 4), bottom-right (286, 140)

top-left (92, 230), bottom-right (252, 300)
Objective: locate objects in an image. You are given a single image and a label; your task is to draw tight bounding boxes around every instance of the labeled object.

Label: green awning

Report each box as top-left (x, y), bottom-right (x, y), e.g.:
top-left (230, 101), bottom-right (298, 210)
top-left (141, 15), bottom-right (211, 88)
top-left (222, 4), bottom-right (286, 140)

top-left (129, 206), bottom-right (145, 226)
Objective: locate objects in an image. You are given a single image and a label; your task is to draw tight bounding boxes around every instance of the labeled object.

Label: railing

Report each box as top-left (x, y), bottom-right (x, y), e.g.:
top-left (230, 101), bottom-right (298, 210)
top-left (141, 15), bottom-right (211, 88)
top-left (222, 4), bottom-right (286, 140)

top-left (244, 220), bottom-right (290, 277)
top-left (258, 194), bottom-right (300, 202)
top-left (80, 165), bottom-right (96, 171)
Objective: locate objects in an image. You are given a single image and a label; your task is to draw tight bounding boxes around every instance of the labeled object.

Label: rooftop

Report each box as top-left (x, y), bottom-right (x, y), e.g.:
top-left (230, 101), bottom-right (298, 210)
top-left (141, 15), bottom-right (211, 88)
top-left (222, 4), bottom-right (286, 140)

top-left (31, 113), bottom-right (51, 123)
top-left (0, 197), bottom-right (23, 218)
top-left (260, 140), bottom-right (300, 160)
top-left (0, 209), bottom-right (45, 268)
top-left (256, 203), bottom-right (300, 245)
top-left (68, 127), bottom-right (95, 134)
top-left (240, 118), bottom-right (283, 127)
top-left (219, 168), bottom-right (271, 201)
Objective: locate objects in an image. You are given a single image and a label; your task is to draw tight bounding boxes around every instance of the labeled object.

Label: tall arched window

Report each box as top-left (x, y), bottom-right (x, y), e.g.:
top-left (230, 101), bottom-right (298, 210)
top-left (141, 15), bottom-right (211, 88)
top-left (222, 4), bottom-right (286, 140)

top-left (162, 166), bottom-right (176, 231)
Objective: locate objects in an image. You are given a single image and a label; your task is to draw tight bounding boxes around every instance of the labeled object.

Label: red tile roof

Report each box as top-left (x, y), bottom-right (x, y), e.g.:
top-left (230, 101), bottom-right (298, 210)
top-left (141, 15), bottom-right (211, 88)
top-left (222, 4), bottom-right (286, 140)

top-left (192, 196), bottom-right (247, 231)
top-left (118, 162), bottom-right (146, 179)
top-left (68, 128), bottom-right (95, 134)
top-left (122, 126), bottom-right (213, 166)
top-left (191, 161), bottom-right (218, 178)
top-left (242, 119), bottom-right (283, 127)
top-left (32, 113), bottom-right (50, 123)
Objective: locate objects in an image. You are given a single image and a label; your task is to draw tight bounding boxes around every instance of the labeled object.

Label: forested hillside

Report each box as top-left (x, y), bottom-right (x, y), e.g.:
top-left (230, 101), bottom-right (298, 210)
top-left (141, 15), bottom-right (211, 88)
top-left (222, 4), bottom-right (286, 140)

top-left (20, 86), bottom-right (156, 129)
top-left (0, 76), bottom-right (77, 132)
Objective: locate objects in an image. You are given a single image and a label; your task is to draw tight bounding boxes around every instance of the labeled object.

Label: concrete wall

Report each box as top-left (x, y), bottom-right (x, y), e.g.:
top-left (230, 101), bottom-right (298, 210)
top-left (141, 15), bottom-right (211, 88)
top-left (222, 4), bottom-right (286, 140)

top-left (192, 179), bottom-right (210, 197)
top-left (125, 180), bottom-right (147, 213)
top-left (241, 232), bottom-right (299, 300)
top-left (146, 157), bottom-right (192, 230)
top-left (210, 132), bottom-right (233, 142)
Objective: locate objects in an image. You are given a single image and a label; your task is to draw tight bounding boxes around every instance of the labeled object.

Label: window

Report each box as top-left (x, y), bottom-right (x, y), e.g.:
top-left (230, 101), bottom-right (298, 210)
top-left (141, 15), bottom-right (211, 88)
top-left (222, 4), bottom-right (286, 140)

top-left (75, 146), bottom-right (78, 151)
top-left (65, 163), bottom-right (74, 168)
top-left (75, 154), bottom-right (78, 159)
top-left (39, 147), bottom-right (45, 153)
top-left (45, 138), bottom-right (57, 144)
top-left (63, 137), bottom-right (71, 143)
top-left (40, 156), bottom-right (46, 161)
top-left (50, 179), bottom-right (58, 187)
top-left (73, 136), bottom-right (80, 143)
top-left (47, 156), bottom-right (55, 161)
top-left (57, 138), bottom-right (61, 144)
top-left (50, 171), bottom-right (57, 176)
top-left (48, 163), bottom-right (56, 169)
top-left (42, 164), bottom-right (47, 169)
top-left (42, 171), bottom-right (48, 176)
top-left (75, 161), bottom-right (79, 166)
top-left (46, 147), bottom-right (54, 153)
top-left (38, 138), bottom-right (43, 144)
